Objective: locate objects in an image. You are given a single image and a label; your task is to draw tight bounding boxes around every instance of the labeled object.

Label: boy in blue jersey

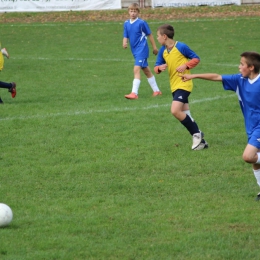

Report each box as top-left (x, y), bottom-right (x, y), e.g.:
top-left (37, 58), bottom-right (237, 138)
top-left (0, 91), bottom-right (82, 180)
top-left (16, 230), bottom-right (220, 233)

top-left (180, 51), bottom-right (260, 200)
top-left (123, 3), bottom-right (162, 99)
top-left (154, 24), bottom-right (207, 150)
top-left (0, 46), bottom-right (16, 104)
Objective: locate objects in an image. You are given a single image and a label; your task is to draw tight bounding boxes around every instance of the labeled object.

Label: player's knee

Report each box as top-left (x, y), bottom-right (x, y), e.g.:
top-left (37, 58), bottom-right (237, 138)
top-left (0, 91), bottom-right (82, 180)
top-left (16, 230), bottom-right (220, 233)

top-left (171, 108), bottom-right (181, 119)
top-left (171, 108), bottom-right (177, 117)
top-left (242, 153), bottom-right (254, 164)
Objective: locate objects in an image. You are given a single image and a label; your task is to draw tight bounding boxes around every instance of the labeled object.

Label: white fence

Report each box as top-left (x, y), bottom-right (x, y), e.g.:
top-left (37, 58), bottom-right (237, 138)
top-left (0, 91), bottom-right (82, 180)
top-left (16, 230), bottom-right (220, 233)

top-left (1, 0), bottom-right (257, 13)
top-left (0, 0), bottom-right (121, 12)
top-left (123, 0), bottom-right (256, 8)
top-left (151, 0), bottom-right (241, 7)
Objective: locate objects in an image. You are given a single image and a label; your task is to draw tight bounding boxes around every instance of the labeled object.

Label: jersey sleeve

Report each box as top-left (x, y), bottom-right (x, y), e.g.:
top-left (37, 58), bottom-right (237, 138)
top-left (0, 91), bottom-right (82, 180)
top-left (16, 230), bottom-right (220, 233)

top-left (154, 46), bottom-right (166, 74)
top-left (176, 42), bottom-right (200, 69)
top-left (186, 58), bottom-right (200, 69)
top-left (142, 20), bottom-right (151, 36)
top-left (222, 74), bottom-right (241, 92)
top-left (123, 21), bottom-right (129, 38)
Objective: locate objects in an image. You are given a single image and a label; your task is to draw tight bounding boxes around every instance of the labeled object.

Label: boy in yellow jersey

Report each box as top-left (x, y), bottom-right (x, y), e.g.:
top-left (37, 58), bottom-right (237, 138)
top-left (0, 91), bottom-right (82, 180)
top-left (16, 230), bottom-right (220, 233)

top-left (154, 24), bottom-right (207, 150)
top-left (0, 46), bottom-right (16, 104)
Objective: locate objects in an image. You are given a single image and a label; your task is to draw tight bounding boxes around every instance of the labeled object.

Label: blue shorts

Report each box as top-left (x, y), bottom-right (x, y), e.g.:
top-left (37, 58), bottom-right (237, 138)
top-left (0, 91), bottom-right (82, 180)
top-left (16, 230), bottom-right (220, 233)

top-left (172, 89), bottom-right (190, 103)
top-left (248, 128), bottom-right (260, 149)
top-left (134, 57), bottom-right (148, 68)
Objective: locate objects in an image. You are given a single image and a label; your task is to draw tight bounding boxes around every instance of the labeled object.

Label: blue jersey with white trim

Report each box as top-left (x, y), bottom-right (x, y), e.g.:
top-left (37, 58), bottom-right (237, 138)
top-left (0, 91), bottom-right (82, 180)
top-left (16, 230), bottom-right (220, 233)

top-left (123, 18), bottom-right (151, 59)
top-left (222, 73), bottom-right (260, 136)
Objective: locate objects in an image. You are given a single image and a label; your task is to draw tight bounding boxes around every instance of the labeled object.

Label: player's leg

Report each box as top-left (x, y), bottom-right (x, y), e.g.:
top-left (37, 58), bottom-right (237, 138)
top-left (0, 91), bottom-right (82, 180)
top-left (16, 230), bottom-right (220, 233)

top-left (182, 103), bottom-right (194, 121)
top-left (171, 90), bottom-right (207, 150)
top-left (182, 103), bottom-right (207, 149)
top-left (0, 52), bottom-right (4, 103)
top-left (142, 65), bottom-right (162, 96)
top-left (125, 62), bottom-right (142, 99)
top-left (0, 81), bottom-right (16, 98)
top-left (1, 48), bottom-right (9, 59)
top-left (254, 159), bottom-right (260, 201)
top-left (243, 144), bottom-right (259, 164)
top-left (171, 99), bottom-right (201, 137)
top-left (242, 132), bottom-right (260, 200)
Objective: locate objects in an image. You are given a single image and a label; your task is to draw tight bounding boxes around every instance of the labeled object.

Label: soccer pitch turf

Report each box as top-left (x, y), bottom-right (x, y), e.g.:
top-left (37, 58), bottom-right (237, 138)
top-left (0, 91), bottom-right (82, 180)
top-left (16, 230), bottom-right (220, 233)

top-left (0, 15), bottom-right (260, 259)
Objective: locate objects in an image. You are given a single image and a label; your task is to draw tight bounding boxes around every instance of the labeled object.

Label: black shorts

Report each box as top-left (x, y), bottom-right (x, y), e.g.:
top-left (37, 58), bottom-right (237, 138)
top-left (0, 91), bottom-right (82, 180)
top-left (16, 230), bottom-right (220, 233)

top-left (172, 89), bottom-right (191, 103)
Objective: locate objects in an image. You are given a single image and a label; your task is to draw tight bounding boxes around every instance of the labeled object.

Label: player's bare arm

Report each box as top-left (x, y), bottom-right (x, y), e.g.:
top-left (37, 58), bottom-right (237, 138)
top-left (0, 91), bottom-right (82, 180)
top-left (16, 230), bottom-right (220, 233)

top-left (158, 64), bottom-right (167, 72)
top-left (148, 34), bottom-right (158, 55)
top-left (123, 37), bottom-right (128, 49)
top-left (180, 73), bottom-right (223, 82)
top-left (154, 64), bottom-right (167, 74)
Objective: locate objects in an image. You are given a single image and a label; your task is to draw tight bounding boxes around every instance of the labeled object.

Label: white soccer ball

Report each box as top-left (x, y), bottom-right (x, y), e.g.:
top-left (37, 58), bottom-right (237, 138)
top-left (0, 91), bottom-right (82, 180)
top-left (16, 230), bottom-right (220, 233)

top-left (0, 203), bottom-right (13, 227)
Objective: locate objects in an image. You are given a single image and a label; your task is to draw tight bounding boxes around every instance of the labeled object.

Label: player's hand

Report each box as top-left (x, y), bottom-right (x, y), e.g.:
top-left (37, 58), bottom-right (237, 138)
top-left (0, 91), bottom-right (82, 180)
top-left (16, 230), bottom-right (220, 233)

top-left (123, 43), bottom-right (128, 49)
top-left (159, 64), bottom-right (167, 71)
top-left (179, 73), bottom-right (191, 82)
top-left (176, 64), bottom-right (188, 73)
top-left (153, 49), bottom-right (158, 55)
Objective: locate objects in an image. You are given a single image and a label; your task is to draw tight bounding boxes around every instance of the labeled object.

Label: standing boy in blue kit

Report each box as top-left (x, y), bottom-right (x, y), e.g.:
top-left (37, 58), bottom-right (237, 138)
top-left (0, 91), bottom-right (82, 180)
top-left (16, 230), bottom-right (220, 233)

top-left (123, 3), bottom-right (162, 99)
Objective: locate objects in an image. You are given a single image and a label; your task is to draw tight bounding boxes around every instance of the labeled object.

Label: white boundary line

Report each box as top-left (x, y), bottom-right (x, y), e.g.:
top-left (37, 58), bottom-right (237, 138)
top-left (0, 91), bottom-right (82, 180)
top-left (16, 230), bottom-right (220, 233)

top-left (0, 94), bottom-right (236, 121)
top-left (10, 57), bottom-right (239, 67)
top-left (0, 18), bottom-right (240, 121)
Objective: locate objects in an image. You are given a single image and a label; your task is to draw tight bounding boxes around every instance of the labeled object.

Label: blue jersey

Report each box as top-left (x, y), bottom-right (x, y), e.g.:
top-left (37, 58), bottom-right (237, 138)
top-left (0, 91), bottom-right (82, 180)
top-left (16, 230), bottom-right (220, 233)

top-left (222, 74), bottom-right (260, 136)
top-left (123, 18), bottom-right (151, 59)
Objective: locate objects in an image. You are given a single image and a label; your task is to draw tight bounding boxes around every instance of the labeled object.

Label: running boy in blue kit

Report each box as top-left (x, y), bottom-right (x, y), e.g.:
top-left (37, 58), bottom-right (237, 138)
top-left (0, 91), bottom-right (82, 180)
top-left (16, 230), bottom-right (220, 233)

top-left (180, 51), bottom-right (260, 200)
top-left (154, 24), bottom-right (207, 150)
top-left (123, 3), bottom-right (162, 99)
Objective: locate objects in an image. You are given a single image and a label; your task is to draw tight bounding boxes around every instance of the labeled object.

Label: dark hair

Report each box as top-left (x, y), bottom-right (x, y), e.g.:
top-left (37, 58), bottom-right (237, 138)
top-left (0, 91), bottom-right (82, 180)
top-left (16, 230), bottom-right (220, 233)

top-left (240, 51), bottom-right (260, 73)
top-left (157, 24), bottom-right (174, 39)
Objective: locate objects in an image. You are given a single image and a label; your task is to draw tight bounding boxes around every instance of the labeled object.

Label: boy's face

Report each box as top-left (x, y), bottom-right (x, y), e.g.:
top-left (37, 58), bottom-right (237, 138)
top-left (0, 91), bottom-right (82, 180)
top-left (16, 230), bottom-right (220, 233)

top-left (128, 8), bottom-right (139, 20)
top-left (239, 57), bottom-right (253, 77)
top-left (156, 31), bottom-right (166, 45)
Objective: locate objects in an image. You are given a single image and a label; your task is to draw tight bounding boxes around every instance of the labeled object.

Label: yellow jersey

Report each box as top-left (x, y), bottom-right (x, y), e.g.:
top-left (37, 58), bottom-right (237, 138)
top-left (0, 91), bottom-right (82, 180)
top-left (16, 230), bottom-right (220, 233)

top-left (0, 52), bottom-right (4, 71)
top-left (154, 41), bottom-right (200, 93)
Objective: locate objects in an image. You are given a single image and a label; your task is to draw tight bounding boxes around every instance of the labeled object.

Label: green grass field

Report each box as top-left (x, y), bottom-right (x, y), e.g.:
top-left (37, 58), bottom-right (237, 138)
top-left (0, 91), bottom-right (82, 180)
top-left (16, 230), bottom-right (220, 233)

top-left (0, 10), bottom-right (260, 259)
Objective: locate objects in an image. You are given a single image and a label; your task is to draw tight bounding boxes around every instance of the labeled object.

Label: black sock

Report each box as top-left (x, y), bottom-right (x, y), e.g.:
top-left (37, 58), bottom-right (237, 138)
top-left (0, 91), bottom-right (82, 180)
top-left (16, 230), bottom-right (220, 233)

top-left (0, 81), bottom-right (12, 89)
top-left (180, 115), bottom-right (200, 136)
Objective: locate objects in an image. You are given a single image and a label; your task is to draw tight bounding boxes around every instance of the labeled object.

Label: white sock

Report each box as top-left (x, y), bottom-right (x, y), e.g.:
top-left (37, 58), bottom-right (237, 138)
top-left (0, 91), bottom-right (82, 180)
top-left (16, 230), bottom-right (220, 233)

top-left (256, 153), bottom-right (260, 164)
top-left (147, 76), bottom-right (160, 92)
top-left (132, 79), bottom-right (140, 95)
top-left (184, 110), bottom-right (194, 122)
top-left (253, 168), bottom-right (260, 187)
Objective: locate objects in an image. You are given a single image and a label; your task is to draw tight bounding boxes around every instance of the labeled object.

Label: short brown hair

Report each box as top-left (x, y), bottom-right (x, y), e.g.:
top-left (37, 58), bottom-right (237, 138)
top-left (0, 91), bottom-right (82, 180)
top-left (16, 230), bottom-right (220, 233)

top-left (128, 3), bottom-right (140, 12)
top-left (157, 24), bottom-right (175, 39)
top-left (241, 51), bottom-right (260, 73)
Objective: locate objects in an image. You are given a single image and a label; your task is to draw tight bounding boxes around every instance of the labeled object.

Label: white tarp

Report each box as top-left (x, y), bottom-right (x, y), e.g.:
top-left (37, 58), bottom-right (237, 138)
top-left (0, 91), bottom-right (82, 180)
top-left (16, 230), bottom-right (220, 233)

top-left (152, 0), bottom-right (241, 7)
top-left (0, 0), bottom-right (121, 12)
